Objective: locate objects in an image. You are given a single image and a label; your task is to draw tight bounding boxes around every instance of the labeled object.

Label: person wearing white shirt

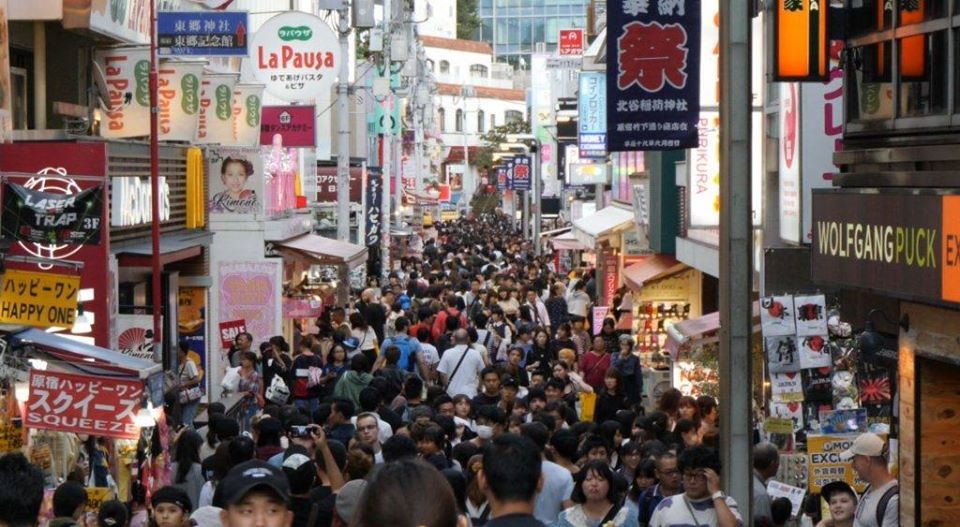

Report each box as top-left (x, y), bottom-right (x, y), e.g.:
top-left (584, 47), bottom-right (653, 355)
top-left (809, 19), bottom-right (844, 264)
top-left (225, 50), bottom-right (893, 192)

top-left (525, 289), bottom-right (551, 329)
top-left (437, 330), bottom-right (485, 398)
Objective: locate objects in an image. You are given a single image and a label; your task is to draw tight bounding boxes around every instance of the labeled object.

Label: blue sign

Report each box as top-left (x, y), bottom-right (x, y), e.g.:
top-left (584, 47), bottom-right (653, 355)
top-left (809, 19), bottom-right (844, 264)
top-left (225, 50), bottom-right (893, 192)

top-left (579, 72), bottom-right (607, 158)
top-left (513, 155), bottom-right (532, 191)
top-left (158, 11), bottom-right (249, 56)
top-left (496, 165), bottom-right (508, 191)
top-left (506, 159), bottom-right (516, 190)
top-left (606, 0), bottom-right (700, 151)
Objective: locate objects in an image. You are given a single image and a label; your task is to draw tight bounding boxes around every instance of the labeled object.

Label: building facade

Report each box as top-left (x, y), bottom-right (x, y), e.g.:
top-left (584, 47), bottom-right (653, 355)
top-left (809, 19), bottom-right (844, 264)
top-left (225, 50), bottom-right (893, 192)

top-left (477, 0), bottom-right (589, 66)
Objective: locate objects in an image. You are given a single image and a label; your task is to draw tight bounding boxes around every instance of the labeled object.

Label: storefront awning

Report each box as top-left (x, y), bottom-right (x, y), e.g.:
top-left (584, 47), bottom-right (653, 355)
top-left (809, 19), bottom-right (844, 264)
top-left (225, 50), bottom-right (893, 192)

top-left (112, 230), bottom-right (213, 267)
top-left (275, 234), bottom-right (368, 270)
top-left (540, 227), bottom-right (571, 238)
top-left (622, 255), bottom-right (687, 291)
top-left (8, 328), bottom-right (162, 379)
top-left (664, 302), bottom-right (761, 359)
top-left (551, 231), bottom-right (590, 251)
top-left (572, 206), bottom-right (635, 247)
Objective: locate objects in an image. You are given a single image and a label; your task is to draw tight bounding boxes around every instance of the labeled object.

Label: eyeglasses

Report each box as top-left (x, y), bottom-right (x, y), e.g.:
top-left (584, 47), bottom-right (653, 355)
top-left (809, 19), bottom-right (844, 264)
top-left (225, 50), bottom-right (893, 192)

top-left (682, 471), bottom-right (707, 481)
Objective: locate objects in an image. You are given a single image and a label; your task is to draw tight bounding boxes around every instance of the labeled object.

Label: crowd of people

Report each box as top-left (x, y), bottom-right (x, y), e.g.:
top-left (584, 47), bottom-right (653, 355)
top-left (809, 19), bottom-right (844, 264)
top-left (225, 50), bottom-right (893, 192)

top-left (0, 213), bottom-right (898, 527)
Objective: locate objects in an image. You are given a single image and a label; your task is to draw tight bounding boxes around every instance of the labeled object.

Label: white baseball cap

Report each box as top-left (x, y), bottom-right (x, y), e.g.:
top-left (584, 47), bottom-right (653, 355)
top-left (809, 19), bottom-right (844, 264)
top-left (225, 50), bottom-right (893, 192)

top-left (839, 432), bottom-right (886, 461)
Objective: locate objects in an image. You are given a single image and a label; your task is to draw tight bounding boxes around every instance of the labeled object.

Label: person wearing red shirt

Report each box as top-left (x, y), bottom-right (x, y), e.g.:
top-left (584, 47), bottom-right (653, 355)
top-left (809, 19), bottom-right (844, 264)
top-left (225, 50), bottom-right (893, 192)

top-left (579, 336), bottom-right (612, 391)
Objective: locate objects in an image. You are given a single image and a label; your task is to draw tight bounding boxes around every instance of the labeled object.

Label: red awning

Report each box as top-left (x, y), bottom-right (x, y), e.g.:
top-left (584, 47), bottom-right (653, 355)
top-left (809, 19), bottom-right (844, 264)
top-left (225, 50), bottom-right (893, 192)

top-left (622, 255), bottom-right (686, 291)
top-left (445, 146), bottom-right (482, 163)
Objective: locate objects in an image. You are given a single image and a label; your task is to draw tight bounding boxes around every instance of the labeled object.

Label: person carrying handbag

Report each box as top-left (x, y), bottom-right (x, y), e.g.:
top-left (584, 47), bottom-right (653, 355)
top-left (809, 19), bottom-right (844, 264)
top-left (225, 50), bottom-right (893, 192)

top-left (176, 341), bottom-right (203, 429)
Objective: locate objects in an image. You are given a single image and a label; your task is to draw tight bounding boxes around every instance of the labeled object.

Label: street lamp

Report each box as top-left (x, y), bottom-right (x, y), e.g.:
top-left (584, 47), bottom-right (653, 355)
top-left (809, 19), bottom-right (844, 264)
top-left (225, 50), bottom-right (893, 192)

top-left (504, 134), bottom-right (543, 256)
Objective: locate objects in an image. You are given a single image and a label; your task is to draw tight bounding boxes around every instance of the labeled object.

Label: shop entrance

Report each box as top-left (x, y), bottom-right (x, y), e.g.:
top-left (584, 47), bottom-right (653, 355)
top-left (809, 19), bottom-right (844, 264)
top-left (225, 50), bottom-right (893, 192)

top-left (918, 357), bottom-right (960, 525)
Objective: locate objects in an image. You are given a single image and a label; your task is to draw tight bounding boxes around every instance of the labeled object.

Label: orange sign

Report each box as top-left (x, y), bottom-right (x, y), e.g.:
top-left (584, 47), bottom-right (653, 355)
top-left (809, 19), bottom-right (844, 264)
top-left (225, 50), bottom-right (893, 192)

top-left (942, 196), bottom-right (960, 303)
top-left (774, 0), bottom-right (829, 81)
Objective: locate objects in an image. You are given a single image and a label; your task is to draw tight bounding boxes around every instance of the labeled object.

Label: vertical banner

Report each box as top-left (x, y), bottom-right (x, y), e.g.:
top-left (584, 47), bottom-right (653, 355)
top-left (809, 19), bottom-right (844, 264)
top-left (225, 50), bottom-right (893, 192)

top-left (800, 51), bottom-right (843, 243)
top-left (94, 46), bottom-right (151, 139)
top-left (218, 261), bottom-right (279, 344)
top-left (232, 84), bottom-right (263, 147)
top-left (512, 155), bottom-right (532, 191)
top-left (178, 286), bottom-right (207, 390)
top-left (0, 0), bottom-right (11, 142)
top-left (578, 72), bottom-right (607, 159)
top-left (158, 60), bottom-right (205, 141)
top-left (775, 0), bottom-right (829, 81)
top-left (606, 0), bottom-right (701, 151)
top-left (496, 165), bottom-right (508, 192)
top-left (365, 167), bottom-right (383, 247)
top-left (195, 72), bottom-right (239, 144)
top-left (506, 158), bottom-right (516, 190)
top-left (603, 250), bottom-right (619, 306)
top-left (779, 82), bottom-right (802, 243)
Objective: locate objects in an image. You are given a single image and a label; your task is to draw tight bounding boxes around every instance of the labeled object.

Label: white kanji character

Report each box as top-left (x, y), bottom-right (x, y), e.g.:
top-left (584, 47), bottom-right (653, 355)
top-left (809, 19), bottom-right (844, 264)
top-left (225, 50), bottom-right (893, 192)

top-left (658, 0), bottom-right (686, 16)
top-left (46, 377), bottom-right (59, 390)
top-left (31, 375), bottom-right (45, 388)
top-left (623, 0), bottom-right (650, 16)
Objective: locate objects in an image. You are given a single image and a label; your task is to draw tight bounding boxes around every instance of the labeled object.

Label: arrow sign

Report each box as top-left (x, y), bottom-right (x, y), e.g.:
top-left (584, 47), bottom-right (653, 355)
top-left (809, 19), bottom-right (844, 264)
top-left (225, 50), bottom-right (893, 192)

top-left (158, 11), bottom-right (249, 57)
top-left (236, 21), bottom-right (246, 47)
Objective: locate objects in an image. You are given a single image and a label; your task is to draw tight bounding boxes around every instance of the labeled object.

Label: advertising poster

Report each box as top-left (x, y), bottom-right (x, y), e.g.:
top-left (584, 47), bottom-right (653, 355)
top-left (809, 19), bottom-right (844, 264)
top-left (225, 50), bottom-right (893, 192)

top-left (2, 182), bottom-right (103, 245)
top-left (512, 155), bottom-right (531, 191)
top-left (766, 336), bottom-right (800, 373)
top-left (578, 71), bottom-right (606, 158)
top-left (219, 319), bottom-right (247, 350)
top-left (94, 46), bottom-right (150, 138)
top-left (115, 314), bottom-right (158, 362)
top-left (158, 60), bottom-right (205, 141)
top-left (760, 295), bottom-right (797, 336)
top-left (260, 105), bottom-right (316, 147)
top-left (206, 146), bottom-right (263, 215)
top-left (779, 82), bottom-right (801, 243)
top-left (26, 370), bottom-right (143, 440)
top-left (0, 0), bottom-right (11, 142)
top-left (793, 294), bottom-right (828, 336)
top-left (232, 84), bottom-right (263, 147)
top-left (178, 286), bottom-right (207, 386)
top-left (807, 434), bottom-right (871, 493)
top-left (196, 72), bottom-right (239, 144)
top-left (605, 0), bottom-right (701, 150)
top-left (770, 372), bottom-right (804, 402)
top-left (820, 408), bottom-right (868, 435)
top-left (218, 261), bottom-right (279, 345)
top-left (592, 306), bottom-right (609, 336)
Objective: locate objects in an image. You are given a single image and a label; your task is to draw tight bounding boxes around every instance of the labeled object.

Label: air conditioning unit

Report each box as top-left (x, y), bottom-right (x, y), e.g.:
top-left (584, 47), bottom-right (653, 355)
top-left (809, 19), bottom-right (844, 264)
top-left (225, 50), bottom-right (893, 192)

top-left (642, 366), bottom-right (673, 414)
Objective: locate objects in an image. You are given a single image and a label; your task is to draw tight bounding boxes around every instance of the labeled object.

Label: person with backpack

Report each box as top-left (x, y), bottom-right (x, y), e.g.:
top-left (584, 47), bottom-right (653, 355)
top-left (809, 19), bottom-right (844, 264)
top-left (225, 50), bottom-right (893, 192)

top-left (380, 317), bottom-right (430, 380)
top-left (840, 432), bottom-right (898, 527)
top-left (290, 335), bottom-right (324, 415)
top-left (433, 294), bottom-right (469, 342)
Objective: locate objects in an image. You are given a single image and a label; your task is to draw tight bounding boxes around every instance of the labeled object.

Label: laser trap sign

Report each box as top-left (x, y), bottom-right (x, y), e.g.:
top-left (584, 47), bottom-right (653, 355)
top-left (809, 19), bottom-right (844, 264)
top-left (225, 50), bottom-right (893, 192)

top-left (0, 270), bottom-right (80, 328)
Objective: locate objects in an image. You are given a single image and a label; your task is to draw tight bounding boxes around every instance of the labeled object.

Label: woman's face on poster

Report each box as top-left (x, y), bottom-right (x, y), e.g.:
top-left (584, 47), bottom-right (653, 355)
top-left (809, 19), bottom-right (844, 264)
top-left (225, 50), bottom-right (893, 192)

top-left (222, 160), bottom-right (249, 196)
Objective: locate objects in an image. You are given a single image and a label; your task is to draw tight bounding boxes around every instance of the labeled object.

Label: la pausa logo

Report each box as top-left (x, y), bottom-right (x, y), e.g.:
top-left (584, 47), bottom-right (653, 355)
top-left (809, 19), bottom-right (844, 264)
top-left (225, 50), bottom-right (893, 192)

top-left (257, 25), bottom-right (335, 71)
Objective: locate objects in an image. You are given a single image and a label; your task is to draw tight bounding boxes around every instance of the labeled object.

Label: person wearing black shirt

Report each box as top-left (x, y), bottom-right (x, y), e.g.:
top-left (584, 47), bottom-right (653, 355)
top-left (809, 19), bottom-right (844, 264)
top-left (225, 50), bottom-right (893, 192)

top-left (479, 434), bottom-right (546, 527)
top-left (472, 366), bottom-right (503, 408)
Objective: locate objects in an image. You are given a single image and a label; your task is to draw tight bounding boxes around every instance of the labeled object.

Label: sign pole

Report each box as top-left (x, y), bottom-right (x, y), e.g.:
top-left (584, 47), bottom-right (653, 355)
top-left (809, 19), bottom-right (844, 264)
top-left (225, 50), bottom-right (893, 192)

top-left (533, 142), bottom-right (541, 256)
top-left (149, 0), bottom-right (163, 363)
top-left (336, 2), bottom-right (352, 245)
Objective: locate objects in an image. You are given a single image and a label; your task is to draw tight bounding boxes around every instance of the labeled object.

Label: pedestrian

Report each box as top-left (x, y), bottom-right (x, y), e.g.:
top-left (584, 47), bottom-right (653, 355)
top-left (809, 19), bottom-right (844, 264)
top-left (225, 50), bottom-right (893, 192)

top-left (176, 341), bottom-right (202, 429)
top-left (555, 459), bottom-right (639, 527)
top-left (149, 486), bottom-right (192, 527)
top-left (647, 446), bottom-right (742, 527)
top-left (753, 442), bottom-right (780, 526)
top-left (816, 481), bottom-right (857, 527)
top-left (840, 432), bottom-right (898, 527)
top-left (170, 429), bottom-right (205, 512)
top-left (50, 480), bottom-right (88, 527)
top-left (218, 460), bottom-right (292, 527)
top-left (290, 335), bottom-right (324, 415)
top-left (236, 350), bottom-right (264, 432)
top-left (437, 329), bottom-right (486, 398)
top-left (478, 434), bottom-right (546, 526)
top-left (0, 453), bottom-right (44, 527)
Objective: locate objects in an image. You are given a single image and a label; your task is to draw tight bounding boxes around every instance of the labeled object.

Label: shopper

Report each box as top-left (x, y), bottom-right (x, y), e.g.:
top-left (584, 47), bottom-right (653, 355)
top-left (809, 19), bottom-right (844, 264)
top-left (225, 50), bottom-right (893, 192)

top-left (0, 453), bottom-right (44, 527)
top-left (479, 434), bottom-right (545, 527)
top-left (647, 447), bottom-right (742, 527)
top-left (840, 432), bottom-right (898, 527)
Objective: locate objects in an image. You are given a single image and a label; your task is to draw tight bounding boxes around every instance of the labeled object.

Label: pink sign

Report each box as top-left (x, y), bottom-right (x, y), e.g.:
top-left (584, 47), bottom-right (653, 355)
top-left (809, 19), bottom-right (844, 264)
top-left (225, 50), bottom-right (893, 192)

top-left (219, 261), bottom-right (279, 343)
top-left (260, 106), bottom-right (316, 147)
top-left (592, 306), bottom-right (609, 335)
top-left (283, 298), bottom-right (323, 318)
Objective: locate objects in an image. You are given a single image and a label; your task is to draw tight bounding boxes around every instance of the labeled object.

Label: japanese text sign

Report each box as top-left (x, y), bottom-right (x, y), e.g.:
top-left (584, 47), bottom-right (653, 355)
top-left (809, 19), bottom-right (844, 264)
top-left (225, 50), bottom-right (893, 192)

top-left (606, 0), bottom-right (701, 151)
top-left (260, 105), bottom-right (316, 147)
top-left (774, 0), bottom-right (829, 81)
top-left (496, 165), bottom-right (508, 192)
top-left (252, 12), bottom-right (340, 102)
top-left (25, 370), bottom-right (144, 439)
top-left (512, 156), bottom-right (532, 191)
top-left (2, 182), bottom-right (103, 245)
top-left (0, 270), bottom-right (80, 328)
top-left (94, 47), bottom-right (150, 139)
top-left (158, 11), bottom-right (249, 57)
top-left (219, 319), bottom-right (247, 349)
top-left (806, 434), bottom-right (872, 493)
top-left (558, 29), bottom-right (584, 56)
top-left (592, 306), bottom-right (610, 335)
top-left (579, 72), bottom-right (607, 158)
top-left (365, 167), bottom-right (383, 248)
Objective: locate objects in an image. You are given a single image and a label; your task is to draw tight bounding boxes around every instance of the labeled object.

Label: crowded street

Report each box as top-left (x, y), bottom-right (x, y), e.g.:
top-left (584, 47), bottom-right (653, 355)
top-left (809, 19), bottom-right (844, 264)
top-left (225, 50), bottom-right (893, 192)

top-left (0, 0), bottom-right (940, 526)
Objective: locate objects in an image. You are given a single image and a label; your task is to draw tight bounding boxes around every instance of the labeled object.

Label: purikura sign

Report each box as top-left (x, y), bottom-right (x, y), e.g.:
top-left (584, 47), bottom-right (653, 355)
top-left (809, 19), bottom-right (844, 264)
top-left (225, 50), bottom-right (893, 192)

top-left (158, 60), bottom-right (205, 142)
top-left (251, 12), bottom-right (340, 102)
top-left (94, 46), bottom-right (150, 138)
top-left (196, 72), bottom-right (239, 144)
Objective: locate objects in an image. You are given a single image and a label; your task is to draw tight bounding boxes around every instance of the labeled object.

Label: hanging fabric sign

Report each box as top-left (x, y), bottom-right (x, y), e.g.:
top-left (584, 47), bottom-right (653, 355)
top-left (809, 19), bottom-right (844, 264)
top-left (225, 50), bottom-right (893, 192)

top-left (2, 182), bottom-right (103, 245)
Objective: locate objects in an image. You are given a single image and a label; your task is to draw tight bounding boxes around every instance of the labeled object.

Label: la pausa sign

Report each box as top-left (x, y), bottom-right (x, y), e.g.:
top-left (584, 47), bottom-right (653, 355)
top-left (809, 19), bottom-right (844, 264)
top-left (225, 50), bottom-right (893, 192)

top-left (252, 12), bottom-right (340, 102)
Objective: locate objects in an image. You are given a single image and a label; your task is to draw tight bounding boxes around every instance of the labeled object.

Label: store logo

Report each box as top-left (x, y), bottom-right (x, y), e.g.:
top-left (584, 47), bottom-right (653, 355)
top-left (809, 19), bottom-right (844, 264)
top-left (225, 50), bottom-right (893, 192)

top-left (17, 168), bottom-right (84, 269)
top-left (942, 195), bottom-right (960, 303)
top-left (278, 26), bottom-right (313, 41)
top-left (182, 74), bottom-right (200, 115)
top-left (215, 84), bottom-right (233, 120)
top-left (135, 60), bottom-right (150, 106)
top-left (246, 95), bottom-right (261, 127)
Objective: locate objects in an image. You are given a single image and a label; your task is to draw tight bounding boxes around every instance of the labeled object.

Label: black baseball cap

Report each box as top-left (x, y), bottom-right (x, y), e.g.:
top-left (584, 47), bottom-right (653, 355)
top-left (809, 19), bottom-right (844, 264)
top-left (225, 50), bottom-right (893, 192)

top-left (220, 459), bottom-right (291, 507)
top-left (151, 486), bottom-right (192, 512)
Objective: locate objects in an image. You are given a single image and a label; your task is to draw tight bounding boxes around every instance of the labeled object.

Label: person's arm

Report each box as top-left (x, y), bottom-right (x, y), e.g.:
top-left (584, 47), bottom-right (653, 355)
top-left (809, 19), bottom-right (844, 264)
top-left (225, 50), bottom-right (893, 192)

top-left (568, 371), bottom-right (594, 394)
top-left (182, 361), bottom-right (201, 388)
top-left (314, 426), bottom-right (345, 491)
top-left (705, 468), bottom-right (741, 527)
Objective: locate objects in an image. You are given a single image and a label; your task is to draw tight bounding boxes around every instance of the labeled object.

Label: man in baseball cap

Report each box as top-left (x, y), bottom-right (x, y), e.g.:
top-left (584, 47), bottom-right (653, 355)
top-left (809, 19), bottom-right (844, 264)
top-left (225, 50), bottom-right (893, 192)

top-left (219, 459), bottom-right (293, 527)
top-left (839, 432), bottom-right (898, 527)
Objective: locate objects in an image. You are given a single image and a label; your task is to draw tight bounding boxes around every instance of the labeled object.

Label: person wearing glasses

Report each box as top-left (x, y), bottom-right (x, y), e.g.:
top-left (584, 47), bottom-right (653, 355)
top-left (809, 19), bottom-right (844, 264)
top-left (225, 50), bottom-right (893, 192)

top-left (647, 446), bottom-right (742, 527)
top-left (638, 452), bottom-right (683, 527)
top-left (355, 412), bottom-right (385, 464)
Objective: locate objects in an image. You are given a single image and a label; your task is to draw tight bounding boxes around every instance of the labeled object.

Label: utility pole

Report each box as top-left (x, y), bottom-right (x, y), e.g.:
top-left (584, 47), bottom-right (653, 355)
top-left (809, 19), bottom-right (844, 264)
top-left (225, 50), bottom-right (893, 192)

top-left (719, 0), bottom-right (753, 516)
top-left (381, 0), bottom-right (393, 282)
top-left (336, 1), bottom-right (352, 242)
top-left (532, 143), bottom-right (541, 255)
top-left (148, 0), bottom-right (162, 363)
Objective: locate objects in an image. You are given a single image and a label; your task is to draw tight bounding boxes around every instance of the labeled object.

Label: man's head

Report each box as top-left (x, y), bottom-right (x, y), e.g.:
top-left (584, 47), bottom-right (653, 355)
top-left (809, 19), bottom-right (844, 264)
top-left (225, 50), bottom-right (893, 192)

top-left (356, 413), bottom-right (381, 448)
top-left (481, 366), bottom-right (501, 395)
top-left (219, 460), bottom-right (292, 527)
top-left (285, 414), bottom-right (317, 451)
top-left (453, 328), bottom-right (470, 345)
top-left (328, 398), bottom-right (355, 425)
top-left (235, 332), bottom-right (253, 352)
top-left (840, 432), bottom-right (890, 483)
top-left (527, 388), bottom-right (547, 413)
top-left (395, 316), bottom-right (411, 333)
top-left (282, 447), bottom-right (317, 497)
top-left (525, 289), bottom-right (538, 304)
top-left (579, 435), bottom-right (610, 464)
top-left (678, 446), bottom-right (722, 500)
top-left (753, 442), bottom-right (780, 480)
top-left (0, 453), bottom-right (44, 527)
top-left (383, 346), bottom-right (401, 366)
top-left (479, 434), bottom-right (544, 508)
top-left (655, 452), bottom-right (682, 493)
top-left (53, 481), bottom-right (87, 519)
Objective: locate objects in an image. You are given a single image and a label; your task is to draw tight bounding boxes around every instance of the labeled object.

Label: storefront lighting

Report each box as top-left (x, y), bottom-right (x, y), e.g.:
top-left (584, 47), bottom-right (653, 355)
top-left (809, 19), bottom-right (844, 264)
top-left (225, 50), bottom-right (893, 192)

top-left (14, 382), bottom-right (29, 403)
top-left (71, 304), bottom-right (92, 335)
top-left (135, 400), bottom-right (156, 429)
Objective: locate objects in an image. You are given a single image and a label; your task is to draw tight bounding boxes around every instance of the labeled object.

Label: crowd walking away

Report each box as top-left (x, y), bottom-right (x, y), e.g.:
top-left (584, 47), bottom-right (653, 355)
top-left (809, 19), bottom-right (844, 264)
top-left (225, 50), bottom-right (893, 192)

top-left (0, 212), bottom-right (892, 527)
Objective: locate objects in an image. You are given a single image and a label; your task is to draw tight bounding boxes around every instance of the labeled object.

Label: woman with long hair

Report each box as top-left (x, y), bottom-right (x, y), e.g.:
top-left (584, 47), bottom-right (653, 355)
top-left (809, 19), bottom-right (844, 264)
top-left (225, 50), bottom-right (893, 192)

top-left (594, 367), bottom-right (627, 425)
top-left (526, 327), bottom-right (555, 374)
top-left (350, 311), bottom-right (379, 363)
top-left (237, 351), bottom-right (263, 433)
top-left (170, 430), bottom-right (204, 512)
top-left (555, 460), bottom-right (638, 527)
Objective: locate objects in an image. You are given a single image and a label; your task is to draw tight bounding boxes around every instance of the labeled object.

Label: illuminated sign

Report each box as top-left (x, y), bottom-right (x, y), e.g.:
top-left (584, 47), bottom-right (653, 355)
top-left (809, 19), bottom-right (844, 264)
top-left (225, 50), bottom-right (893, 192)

top-left (110, 177), bottom-right (171, 227)
top-left (774, 0), bottom-right (829, 81)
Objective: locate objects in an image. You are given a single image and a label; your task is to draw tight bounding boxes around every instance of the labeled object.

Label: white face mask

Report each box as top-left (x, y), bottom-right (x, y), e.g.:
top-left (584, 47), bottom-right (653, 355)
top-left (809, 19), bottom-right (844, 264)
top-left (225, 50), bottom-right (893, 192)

top-left (476, 424), bottom-right (494, 439)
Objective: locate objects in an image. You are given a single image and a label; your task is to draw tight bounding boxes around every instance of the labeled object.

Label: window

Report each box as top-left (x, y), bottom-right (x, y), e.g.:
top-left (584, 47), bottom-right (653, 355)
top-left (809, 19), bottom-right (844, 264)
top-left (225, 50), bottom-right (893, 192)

top-left (505, 110), bottom-right (523, 124)
top-left (490, 113), bottom-right (497, 129)
top-left (440, 60), bottom-right (450, 74)
top-left (455, 109), bottom-right (464, 132)
top-left (477, 110), bottom-right (485, 133)
top-left (470, 64), bottom-right (489, 77)
top-left (426, 59), bottom-right (435, 72)
top-left (438, 107), bottom-right (446, 132)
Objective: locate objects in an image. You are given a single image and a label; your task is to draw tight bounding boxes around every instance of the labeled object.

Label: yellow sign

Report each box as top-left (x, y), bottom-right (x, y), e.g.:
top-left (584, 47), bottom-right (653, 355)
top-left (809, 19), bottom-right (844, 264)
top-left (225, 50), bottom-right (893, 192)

top-left (764, 418), bottom-right (795, 435)
top-left (806, 434), bottom-right (876, 493)
top-left (85, 487), bottom-right (114, 513)
top-left (0, 269), bottom-right (80, 328)
top-left (0, 423), bottom-right (23, 453)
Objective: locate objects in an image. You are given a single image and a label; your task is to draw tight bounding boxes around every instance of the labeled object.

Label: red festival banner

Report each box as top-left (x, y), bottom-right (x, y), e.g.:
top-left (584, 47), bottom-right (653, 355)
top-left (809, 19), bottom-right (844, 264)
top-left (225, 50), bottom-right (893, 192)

top-left (25, 370), bottom-right (143, 439)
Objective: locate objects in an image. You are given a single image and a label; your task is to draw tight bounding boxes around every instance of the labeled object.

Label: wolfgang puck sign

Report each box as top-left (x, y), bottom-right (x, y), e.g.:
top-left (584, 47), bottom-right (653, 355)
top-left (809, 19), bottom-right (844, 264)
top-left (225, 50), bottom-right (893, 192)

top-left (811, 189), bottom-right (960, 306)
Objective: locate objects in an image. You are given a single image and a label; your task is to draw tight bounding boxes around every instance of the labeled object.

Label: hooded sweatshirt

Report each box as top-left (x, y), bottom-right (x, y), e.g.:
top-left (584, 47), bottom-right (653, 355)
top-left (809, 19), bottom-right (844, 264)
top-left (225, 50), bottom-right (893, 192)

top-left (333, 370), bottom-right (374, 408)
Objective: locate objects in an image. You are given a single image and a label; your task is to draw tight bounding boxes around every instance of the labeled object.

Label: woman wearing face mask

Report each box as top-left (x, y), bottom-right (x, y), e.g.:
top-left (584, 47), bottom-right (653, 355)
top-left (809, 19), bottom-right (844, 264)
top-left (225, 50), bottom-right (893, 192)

top-left (815, 481), bottom-right (857, 527)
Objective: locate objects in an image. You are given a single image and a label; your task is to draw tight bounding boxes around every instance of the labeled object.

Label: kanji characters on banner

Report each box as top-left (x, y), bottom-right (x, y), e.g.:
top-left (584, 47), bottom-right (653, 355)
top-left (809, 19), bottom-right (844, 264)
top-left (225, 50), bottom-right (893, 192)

top-left (606, 0), bottom-right (701, 151)
top-left (25, 370), bottom-right (144, 439)
top-left (365, 167), bottom-right (383, 248)
top-left (512, 156), bottom-right (532, 191)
